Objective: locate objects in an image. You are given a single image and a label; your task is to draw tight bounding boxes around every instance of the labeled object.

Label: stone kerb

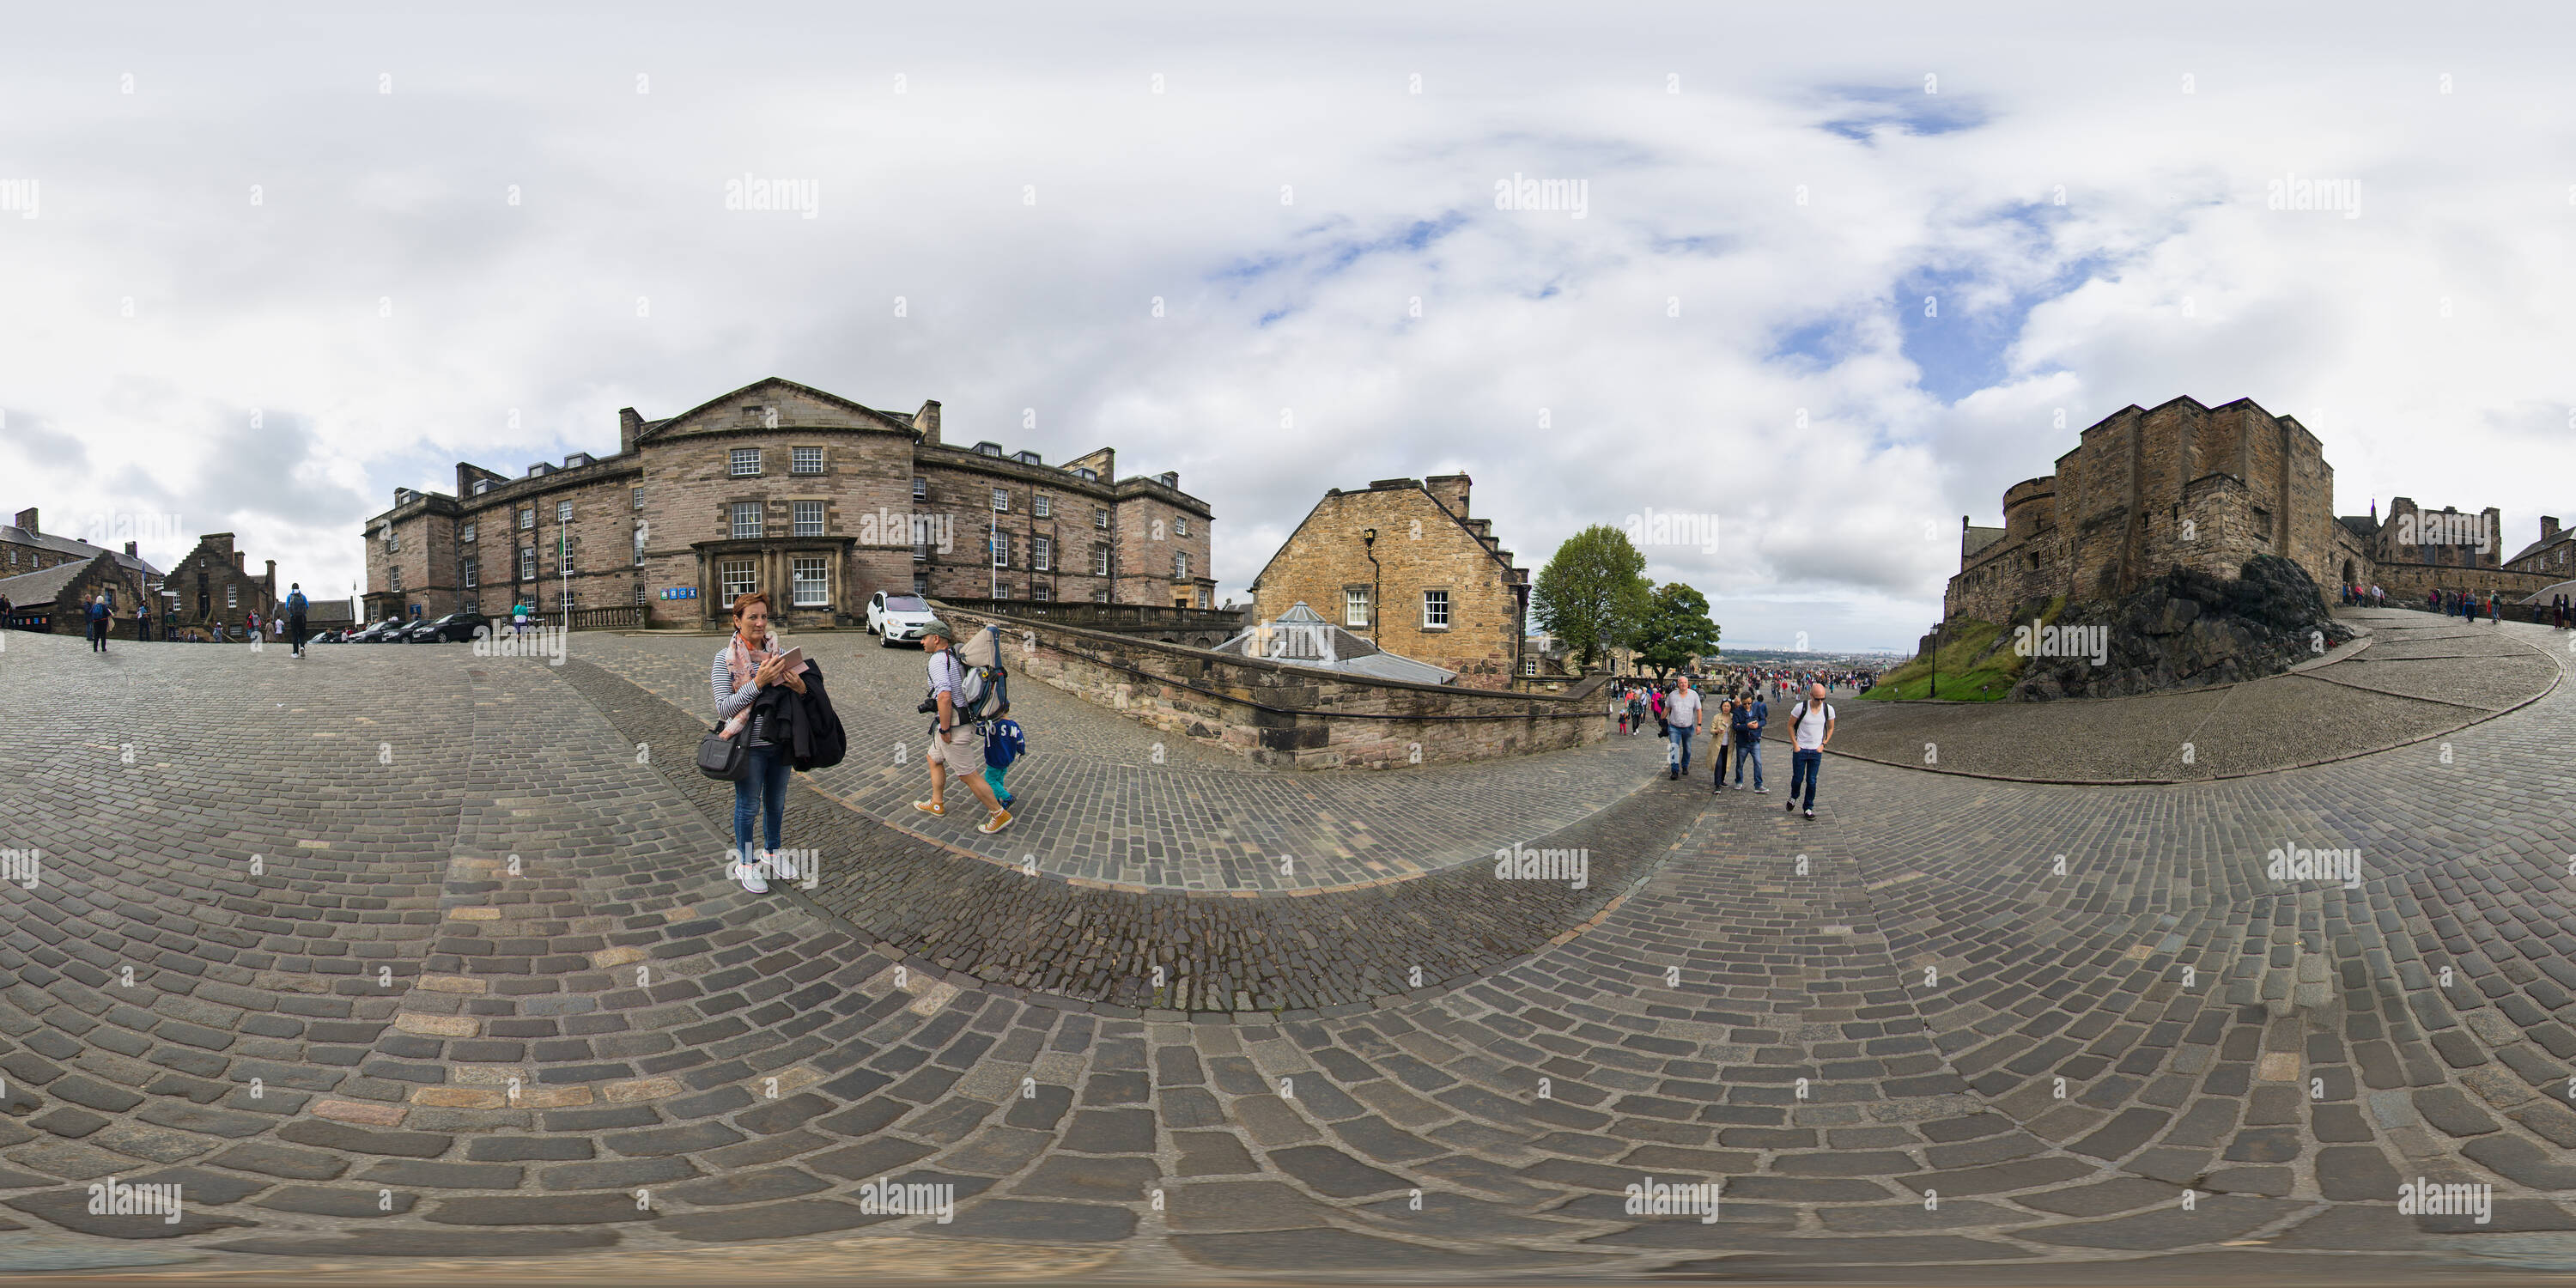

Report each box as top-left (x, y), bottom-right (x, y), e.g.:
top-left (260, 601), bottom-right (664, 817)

top-left (935, 603), bottom-right (1610, 769)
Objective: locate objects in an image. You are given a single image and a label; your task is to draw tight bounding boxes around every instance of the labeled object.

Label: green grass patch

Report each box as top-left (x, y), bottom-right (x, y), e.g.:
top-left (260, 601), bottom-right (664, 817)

top-left (1862, 598), bottom-right (2066, 702)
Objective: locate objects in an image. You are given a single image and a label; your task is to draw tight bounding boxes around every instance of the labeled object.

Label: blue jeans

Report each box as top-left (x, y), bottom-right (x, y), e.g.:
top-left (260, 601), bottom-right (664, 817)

top-left (1668, 727), bottom-right (1693, 773)
top-left (1735, 738), bottom-right (1763, 788)
top-left (1789, 748), bottom-right (1823, 810)
top-left (732, 744), bottom-right (791, 859)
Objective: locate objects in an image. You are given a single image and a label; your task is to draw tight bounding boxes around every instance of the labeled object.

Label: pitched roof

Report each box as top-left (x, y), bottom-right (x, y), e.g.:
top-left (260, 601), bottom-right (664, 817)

top-left (0, 553), bottom-right (111, 608)
top-left (0, 525), bottom-right (164, 579)
top-left (2506, 531), bottom-right (2571, 567)
top-left (637, 377), bottom-right (916, 445)
top-left (1212, 601), bottom-right (1458, 684)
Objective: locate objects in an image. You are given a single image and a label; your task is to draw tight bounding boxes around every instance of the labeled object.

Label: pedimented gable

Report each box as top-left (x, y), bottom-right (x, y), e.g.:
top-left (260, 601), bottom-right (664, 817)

top-left (639, 378), bottom-right (919, 443)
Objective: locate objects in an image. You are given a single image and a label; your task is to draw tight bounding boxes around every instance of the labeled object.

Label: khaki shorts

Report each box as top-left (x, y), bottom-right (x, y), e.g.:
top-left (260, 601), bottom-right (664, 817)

top-left (926, 723), bottom-right (983, 769)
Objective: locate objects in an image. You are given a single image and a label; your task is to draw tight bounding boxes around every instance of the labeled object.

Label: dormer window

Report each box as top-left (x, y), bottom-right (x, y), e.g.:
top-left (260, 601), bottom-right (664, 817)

top-left (975, 441), bottom-right (1004, 458)
top-left (1074, 468), bottom-right (1097, 482)
top-left (475, 480), bottom-right (493, 495)
top-left (565, 453), bottom-right (591, 468)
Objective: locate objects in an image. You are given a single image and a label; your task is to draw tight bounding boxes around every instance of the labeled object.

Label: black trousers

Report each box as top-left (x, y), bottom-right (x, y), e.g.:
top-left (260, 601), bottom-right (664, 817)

top-left (1712, 739), bottom-right (1730, 787)
top-left (290, 617), bottom-right (308, 654)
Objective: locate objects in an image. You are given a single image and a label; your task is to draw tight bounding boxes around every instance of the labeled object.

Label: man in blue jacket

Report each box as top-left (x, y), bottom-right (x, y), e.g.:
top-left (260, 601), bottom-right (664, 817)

top-left (85, 594), bottom-right (112, 653)
top-left (284, 583), bottom-right (311, 658)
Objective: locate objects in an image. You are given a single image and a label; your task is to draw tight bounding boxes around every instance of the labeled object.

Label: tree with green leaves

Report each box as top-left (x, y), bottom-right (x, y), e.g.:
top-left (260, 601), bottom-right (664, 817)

top-left (1532, 525), bottom-right (1651, 672)
top-left (1632, 581), bottom-right (1721, 678)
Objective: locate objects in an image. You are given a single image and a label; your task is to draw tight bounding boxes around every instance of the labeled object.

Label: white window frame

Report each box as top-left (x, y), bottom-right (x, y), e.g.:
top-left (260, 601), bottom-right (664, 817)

top-left (1093, 507), bottom-right (1109, 531)
top-left (992, 487), bottom-right (1010, 513)
top-left (793, 500), bottom-right (825, 538)
top-left (1422, 588), bottom-right (1450, 629)
top-left (632, 487), bottom-right (644, 511)
top-left (228, 585), bottom-right (239, 608)
top-left (519, 547), bottom-right (537, 580)
top-left (460, 522), bottom-right (475, 544)
top-left (463, 556), bottom-right (478, 588)
top-left (1175, 516), bottom-right (1188, 537)
top-left (1031, 583), bottom-right (1052, 602)
top-left (912, 477), bottom-right (927, 501)
top-left (1031, 535), bottom-right (1051, 572)
top-left (1345, 587), bottom-right (1370, 627)
top-left (1033, 494), bottom-right (1051, 519)
top-left (387, 568), bottom-right (398, 592)
top-left (791, 446), bottom-right (823, 475)
top-left (1175, 551), bottom-right (1188, 579)
top-left (731, 502), bottom-right (763, 539)
top-left (791, 556), bottom-right (829, 607)
top-left (730, 447), bottom-right (762, 477)
top-left (1091, 545), bottom-right (1110, 576)
top-left (990, 533), bottom-right (1010, 568)
top-left (556, 500), bottom-right (573, 524)
top-left (519, 507), bottom-right (534, 531)
top-left (720, 559), bottom-right (756, 602)
top-left (632, 525), bottom-right (646, 565)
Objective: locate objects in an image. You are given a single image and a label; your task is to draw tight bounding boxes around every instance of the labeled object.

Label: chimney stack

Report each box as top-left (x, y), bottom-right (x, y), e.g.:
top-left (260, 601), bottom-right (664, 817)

top-left (12, 507), bottom-right (34, 533)
top-left (2545, 516), bottom-right (2562, 543)
top-left (234, 550), bottom-right (245, 572)
top-left (265, 560), bottom-right (276, 595)
top-left (914, 400), bottom-right (942, 447)
top-left (620, 407), bottom-right (645, 455)
top-left (125, 541), bottom-right (138, 557)
top-left (1425, 474), bottom-right (1471, 518)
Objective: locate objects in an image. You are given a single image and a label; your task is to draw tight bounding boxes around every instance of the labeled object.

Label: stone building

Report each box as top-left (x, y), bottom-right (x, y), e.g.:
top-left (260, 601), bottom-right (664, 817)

top-left (161, 534), bottom-right (280, 639)
top-left (1, 507), bottom-right (161, 612)
top-left (1947, 397), bottom-right (2563, 625)
top-left (0, 552), bottom-right (139, 635)
top-left (1247, 475), bottom-right (1530, 690)
top-left (2505, 515), bottom-right (2574, 582)
top-left (361, 378), bottom-right (1214, 628)
top-left (1947, 397), bottom-right (2368, 624)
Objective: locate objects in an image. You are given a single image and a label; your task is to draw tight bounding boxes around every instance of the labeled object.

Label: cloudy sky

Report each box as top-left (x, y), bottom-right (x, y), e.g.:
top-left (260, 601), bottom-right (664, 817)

top-left (4, 3), bottom-right (2568, 649)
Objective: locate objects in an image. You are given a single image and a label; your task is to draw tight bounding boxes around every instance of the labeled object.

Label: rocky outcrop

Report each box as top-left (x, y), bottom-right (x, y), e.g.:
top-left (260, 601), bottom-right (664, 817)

top-left (2010, 555), bottom-right (2353, 701)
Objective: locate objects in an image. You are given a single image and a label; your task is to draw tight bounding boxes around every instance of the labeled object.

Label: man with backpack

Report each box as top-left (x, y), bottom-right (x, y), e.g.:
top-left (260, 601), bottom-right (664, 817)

top-left (912, 619), bottom-right (1012, 834)
top-left (283, 583), bottom-right (310, 658)
top-left (85, 594), bottom-right (112, 653)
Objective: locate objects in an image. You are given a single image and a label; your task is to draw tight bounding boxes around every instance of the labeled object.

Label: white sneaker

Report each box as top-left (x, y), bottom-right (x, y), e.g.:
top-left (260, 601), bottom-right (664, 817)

top-left (733, 862), bottom-right (769, 894)
top-left (766, 849), bottom-right (796, 880)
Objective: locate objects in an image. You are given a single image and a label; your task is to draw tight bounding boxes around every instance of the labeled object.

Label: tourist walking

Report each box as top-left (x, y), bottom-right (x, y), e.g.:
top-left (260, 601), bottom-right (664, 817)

top-left (283, 583), bottom-right (310, 658)
top-left (85, 594), bottom-right (111, 653)
top-left (1649, 685), bottom-right (1668, 738)
top-left (912, 618), bottom-right (1014, 835)
top-left (1734, 689), bottom-right (1766, 792)
top-left (1664, 677), bottom-right (1701, 781)
top-left (1626, 687), bottom-right (1646, 736)
top-left (711, 591), bottom-right (808, 894)
top-left (135, 602), bottom-right (149, 643)
top-left (1710, 694), bottom-right (1734, 792)
top-left (1785, 682), bottom-right (1834, 820)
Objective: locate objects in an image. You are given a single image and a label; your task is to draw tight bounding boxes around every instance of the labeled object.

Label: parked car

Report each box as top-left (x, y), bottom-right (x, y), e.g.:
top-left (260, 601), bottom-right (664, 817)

top-left (352, 618), bottom-right (406, 642)
top-left (404, 610), bottom-right (492, 643)
top-left (868, 592), bottom-right (938, 647)
top-left (310, 629), bottom-right (347, 644)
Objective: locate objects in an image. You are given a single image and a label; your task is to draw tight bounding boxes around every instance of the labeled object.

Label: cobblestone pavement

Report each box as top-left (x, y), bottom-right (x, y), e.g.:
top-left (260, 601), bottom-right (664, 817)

top-left (0, 623), bottom-right (2573, 1281)
top-left (1788, 608), bottom-right (2567, 782)
top-left (574, 629), bottom-right (1653, 891)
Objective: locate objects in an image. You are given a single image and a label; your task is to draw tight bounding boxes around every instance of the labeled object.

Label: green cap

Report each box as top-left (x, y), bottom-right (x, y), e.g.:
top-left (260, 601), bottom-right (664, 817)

top-left (920, 617), bottom-right (956, 641)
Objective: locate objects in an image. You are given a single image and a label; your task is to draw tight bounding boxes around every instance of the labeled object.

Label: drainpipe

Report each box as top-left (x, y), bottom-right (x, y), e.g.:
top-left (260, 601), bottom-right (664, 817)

top-left (1361, 528), bottom-right (1381, 642)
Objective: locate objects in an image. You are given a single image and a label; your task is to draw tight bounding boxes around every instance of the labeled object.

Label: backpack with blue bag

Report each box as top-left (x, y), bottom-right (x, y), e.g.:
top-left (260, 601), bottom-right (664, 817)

top-left (983, 717), bottom-right (1024, 769)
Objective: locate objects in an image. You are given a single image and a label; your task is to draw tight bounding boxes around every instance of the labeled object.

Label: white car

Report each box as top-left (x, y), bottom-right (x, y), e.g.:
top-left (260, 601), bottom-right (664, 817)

top-left (868, 592), bottom-right (939, 647)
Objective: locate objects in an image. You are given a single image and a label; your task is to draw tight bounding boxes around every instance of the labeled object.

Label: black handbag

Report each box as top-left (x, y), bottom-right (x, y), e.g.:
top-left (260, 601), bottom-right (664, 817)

top-left (696, 723), bottom-right (748, 781)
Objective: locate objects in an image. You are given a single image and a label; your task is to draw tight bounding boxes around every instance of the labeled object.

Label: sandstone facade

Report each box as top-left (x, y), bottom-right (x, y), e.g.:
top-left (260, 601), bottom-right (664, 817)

top-left (1246, 476), bottom-right (1529, 689)
top-left (162, 534), bottom-right (280, 638)
top-left (362, 379), bottom-right (1214, 629)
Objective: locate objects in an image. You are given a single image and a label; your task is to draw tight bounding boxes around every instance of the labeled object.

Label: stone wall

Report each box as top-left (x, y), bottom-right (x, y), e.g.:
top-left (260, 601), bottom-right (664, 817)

top-left (937, 605), bottom-right (1608, 770)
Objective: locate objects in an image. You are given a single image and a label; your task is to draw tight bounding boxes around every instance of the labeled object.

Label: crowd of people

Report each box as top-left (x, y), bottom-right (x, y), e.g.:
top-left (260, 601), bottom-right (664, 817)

top-left (1608, 665), bottom-right (1881, 821)
top-left (2339, 583), bottom-right (2386, 607)
top-left (2427, 586), bottom-right (2506, 623)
